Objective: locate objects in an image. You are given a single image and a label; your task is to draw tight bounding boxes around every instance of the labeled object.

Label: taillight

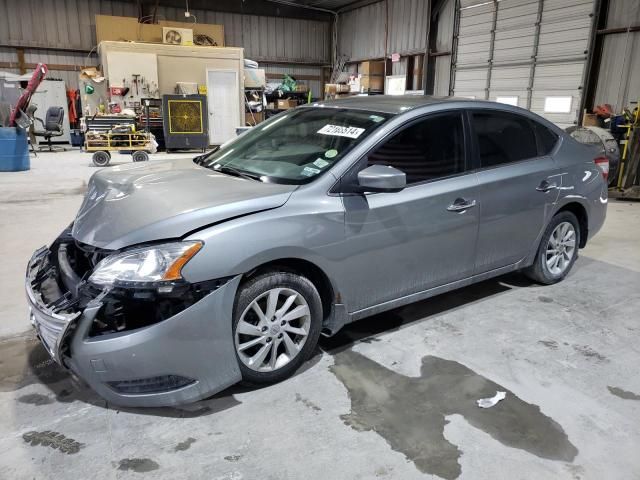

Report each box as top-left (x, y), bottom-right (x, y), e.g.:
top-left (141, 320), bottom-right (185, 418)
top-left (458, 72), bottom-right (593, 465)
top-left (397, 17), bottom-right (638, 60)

top-left (594, 156), bottom-right (609, 181)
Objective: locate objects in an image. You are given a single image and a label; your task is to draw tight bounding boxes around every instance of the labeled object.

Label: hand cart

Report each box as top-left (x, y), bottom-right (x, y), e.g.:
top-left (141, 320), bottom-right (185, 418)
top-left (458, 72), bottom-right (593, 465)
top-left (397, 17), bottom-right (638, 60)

top-left (85, 129), bottom-right (152, 167)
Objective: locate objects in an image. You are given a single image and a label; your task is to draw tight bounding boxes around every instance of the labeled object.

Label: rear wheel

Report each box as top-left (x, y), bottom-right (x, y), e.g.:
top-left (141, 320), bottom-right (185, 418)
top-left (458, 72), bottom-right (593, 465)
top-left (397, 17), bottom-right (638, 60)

top-left (92, 151), bottom-right (110, 167)
top-left (525, 211), bottom-right (580, 284)
top-left (233, 272), bottom-right (322, 385)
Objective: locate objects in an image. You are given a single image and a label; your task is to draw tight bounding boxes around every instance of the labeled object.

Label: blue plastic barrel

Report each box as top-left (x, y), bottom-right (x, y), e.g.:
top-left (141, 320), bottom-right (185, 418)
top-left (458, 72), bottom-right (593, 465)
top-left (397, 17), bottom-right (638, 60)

top-left (0, 127), bottom-right (30, 172)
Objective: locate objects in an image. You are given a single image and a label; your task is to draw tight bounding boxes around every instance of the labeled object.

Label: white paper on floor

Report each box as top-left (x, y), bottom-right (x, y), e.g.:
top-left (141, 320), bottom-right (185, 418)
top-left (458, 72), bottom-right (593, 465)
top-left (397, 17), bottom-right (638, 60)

top-left (476, 391), bottom-right (507, 408)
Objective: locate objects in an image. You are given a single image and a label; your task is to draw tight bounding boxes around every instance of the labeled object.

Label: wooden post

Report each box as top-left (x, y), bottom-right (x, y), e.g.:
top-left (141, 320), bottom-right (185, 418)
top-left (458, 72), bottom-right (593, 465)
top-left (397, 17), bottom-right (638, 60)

top-left (16, 48), bottom-right (26, 74)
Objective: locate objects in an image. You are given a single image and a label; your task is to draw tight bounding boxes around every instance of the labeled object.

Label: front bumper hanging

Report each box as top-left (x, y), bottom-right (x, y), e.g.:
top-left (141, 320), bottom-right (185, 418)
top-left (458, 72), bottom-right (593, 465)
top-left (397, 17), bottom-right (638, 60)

top-left (26, 246), bottom-right (81, 365)
top-left (25, 243), bottom-right (243, 407)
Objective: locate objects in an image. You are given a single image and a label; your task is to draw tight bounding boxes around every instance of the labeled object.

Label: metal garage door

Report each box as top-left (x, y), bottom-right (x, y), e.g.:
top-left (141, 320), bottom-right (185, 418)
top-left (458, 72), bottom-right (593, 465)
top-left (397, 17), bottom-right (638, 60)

top-left (452, 0), bottom-right (596, 128)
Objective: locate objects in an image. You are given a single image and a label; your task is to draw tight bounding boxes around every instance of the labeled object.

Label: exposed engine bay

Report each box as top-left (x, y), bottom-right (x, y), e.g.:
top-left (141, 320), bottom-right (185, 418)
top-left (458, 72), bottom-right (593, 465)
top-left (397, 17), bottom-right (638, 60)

top-left (46, 227), bottom-right (228, 340)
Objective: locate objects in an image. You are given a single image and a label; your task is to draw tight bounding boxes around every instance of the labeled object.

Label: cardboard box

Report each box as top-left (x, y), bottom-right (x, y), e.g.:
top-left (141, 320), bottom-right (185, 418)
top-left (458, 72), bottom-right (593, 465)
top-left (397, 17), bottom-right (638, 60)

top-left (294, 83), bottom-right (308, 93)
top-left (360, 61), bottom-right (385, 75)
top-left (245, 69), bottom-right (266, 88)
top-left (324, 83), bottom-right (351, 95)
top-left (277, 99), bottom-right (297, 109)
top-left (246, 110), bottom-right (264, 125)
top-left (582, 113), bottom-right (599, 127)
top-left (360, 74), bottom-right (384, 92)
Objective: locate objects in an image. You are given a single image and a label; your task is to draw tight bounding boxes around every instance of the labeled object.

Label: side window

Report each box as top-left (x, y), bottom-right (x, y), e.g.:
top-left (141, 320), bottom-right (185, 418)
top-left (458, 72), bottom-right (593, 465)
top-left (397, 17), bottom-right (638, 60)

top-left (532, 121), bottom-right (558, 155)
top-left (367, 112), bottom-right (465, 184)
top-left (472, 111), bottom-right (538, 167)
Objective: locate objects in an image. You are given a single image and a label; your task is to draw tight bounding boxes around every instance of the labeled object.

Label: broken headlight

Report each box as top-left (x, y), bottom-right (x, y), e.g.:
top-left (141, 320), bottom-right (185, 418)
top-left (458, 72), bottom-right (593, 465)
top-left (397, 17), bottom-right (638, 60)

top-left (88, 241), bottom-right (202, 287)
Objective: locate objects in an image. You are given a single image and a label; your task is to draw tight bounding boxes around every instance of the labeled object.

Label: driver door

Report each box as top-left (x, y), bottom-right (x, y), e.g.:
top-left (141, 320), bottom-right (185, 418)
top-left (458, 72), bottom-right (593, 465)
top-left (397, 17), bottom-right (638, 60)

top-left (335, 111), bottom-right (480, 313)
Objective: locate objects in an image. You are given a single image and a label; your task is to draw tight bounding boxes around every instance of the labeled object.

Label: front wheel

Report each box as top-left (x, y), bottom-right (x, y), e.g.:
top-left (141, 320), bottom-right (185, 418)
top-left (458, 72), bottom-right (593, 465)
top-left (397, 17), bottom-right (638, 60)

top-left (232, 272), bottom-right (322, 385)
top-left (92, 151), bottom-right (110, 167)
top-left (525, 211), bottom-right (580, 284)
top-left (132, 150), bottom-right (149, 162)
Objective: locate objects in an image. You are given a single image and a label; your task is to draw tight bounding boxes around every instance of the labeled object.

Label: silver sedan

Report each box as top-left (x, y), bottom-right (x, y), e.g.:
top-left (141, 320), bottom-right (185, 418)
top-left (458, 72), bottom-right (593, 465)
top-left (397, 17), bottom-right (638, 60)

top-left (26, 96), bottom-right (607, 406)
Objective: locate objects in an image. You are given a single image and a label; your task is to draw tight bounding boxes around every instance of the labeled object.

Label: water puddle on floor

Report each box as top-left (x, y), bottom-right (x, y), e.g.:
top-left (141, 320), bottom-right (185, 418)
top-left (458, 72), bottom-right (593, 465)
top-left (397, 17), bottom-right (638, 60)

top-left (330, 350), bottom-right (578, 480)
top-left (0, 335), bottom-right (68, 392)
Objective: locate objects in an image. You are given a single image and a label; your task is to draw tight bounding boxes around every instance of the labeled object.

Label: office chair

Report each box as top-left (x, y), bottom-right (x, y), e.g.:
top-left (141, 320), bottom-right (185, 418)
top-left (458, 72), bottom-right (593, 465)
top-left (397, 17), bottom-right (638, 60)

top-left (33, 106), bottom-right (66, 151)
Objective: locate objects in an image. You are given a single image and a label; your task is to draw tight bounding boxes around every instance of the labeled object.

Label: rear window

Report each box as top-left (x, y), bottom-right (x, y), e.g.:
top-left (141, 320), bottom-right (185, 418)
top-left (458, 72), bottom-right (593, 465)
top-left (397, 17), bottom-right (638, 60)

top-left (533, 122), bottom-right (558, 155)
top-left (472, 111), bottom-right (538, 167)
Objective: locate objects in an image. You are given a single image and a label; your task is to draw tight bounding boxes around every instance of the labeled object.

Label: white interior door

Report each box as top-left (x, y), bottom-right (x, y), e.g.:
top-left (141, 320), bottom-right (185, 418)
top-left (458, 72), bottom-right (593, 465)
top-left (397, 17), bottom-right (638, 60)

top-left (206, 70), bottom-right (239, 145)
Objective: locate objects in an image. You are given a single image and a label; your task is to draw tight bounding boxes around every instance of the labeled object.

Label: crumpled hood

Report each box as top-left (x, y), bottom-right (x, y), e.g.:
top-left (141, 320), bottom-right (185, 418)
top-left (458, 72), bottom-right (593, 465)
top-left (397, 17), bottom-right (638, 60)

top-left (72, 158), bottom-right (296, 250)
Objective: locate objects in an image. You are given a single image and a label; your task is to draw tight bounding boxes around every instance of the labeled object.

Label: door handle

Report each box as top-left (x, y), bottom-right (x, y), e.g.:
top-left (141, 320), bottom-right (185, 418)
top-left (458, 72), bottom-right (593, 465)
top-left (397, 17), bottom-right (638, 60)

top-left (447, 198), bottom-right (477, 212)
top-left (536, 180), bottom-right (558, 192)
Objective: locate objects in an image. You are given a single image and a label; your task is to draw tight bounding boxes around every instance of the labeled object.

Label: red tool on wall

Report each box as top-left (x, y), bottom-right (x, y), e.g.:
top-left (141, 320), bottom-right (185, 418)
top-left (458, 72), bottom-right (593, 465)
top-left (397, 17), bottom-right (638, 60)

top-left (132, 74), bottom-right (141, 96)
top-left (67, 88), bottom-right (79, 126)
top-left (9, 63), bottom-right (48, 129)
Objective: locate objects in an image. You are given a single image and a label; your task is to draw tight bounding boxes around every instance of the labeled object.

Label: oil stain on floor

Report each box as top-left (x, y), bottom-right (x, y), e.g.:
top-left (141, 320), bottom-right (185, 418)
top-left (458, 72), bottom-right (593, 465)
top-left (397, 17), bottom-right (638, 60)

top-left (174, 437), bottom-right (196, 452)
top-left (116, 458), bottom-right (160, 473)
top-left (607, 386), bottom-right (640, 400)
top-left (330, 350), bottom-right (578, 480)
top-left (22, 431), bottom-right (83, 454)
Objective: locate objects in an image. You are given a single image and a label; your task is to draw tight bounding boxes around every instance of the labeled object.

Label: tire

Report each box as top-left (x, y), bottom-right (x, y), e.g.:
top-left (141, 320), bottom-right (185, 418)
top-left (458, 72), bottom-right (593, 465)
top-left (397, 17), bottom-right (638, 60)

top-left (232, 271), bottom-right (323, 385)
top-left (132, 150), bottom-right (149, 162)
top-left (524, 211), bottom-right (580, 285)
top-left (92, 151), bottom-right (110, 167)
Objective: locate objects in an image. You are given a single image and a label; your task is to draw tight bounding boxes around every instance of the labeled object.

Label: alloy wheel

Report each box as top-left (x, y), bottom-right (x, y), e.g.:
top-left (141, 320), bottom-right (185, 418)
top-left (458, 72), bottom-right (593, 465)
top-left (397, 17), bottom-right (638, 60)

top-left (545, 221), bottom-right (576, 275)
top-left (234, 287), bottom-right (311, 372)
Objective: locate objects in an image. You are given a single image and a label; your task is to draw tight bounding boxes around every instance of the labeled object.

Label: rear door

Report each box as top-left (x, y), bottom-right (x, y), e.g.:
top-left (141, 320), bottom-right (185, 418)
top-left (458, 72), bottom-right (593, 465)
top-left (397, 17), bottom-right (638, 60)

top-left (471, 110), bottom-right (560, 273)
top-left (338, 111), bottom-right (480, 312)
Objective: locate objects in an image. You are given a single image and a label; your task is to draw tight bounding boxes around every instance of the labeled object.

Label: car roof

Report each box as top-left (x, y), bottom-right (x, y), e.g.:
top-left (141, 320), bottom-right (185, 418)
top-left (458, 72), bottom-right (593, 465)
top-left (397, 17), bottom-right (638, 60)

top-left (307, 95), bottom-right (486, 115)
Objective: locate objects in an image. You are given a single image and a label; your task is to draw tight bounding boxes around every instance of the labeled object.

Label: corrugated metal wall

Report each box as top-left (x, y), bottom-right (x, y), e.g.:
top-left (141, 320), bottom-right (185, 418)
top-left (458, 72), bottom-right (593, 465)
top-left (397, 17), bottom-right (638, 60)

top-left (333, 0), bottom-right (454, 95)
top-left (433, 0), bottom-right (455, 96)
top-left (452, 0), bottom-right (596, 128)
top-left (151, 5), bottom-right (330, 64)
top-left (593, 0), bottom-right (640, 111)
top-left (0, 0), bottom-right (138, 50)
top-left (24, 50), bottom-right (97, 90)
top-left (0, 0), bottom-right (330, 90)
top-left (337, 1), bottom-right (386, 61)
top-left (336, 0), bottom-right (429, 62)
top-left (0, 46), bottom-right (20, 74)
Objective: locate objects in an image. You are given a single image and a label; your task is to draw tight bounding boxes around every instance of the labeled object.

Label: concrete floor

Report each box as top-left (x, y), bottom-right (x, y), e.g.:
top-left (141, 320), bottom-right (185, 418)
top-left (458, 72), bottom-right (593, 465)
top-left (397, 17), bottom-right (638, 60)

top-left (1, 149), bottom-right (639, 479)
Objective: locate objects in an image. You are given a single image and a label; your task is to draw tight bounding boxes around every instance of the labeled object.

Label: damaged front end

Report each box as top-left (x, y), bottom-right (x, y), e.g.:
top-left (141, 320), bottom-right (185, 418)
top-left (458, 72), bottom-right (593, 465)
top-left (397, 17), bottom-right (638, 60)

top-left (26, 227), bottom-right (242, 407)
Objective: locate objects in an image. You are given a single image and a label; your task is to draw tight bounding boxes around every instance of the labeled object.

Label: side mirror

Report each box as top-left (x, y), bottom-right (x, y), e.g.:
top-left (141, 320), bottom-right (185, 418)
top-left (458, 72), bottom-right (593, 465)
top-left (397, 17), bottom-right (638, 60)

top-left (356, 164), bottom-right (406, 193)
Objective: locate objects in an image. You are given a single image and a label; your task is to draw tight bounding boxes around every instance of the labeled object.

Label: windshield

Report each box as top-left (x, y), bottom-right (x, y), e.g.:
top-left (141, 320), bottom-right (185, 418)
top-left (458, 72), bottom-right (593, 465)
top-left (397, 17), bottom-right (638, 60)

top-left (201, 107), bottom-right (391, 184)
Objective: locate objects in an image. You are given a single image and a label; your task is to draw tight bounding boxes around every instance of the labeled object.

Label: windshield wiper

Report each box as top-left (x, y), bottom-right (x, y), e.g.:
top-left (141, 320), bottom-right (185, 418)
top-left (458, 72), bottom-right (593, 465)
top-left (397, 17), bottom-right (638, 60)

top-left (215, 165), bottom-right (262, 182)
top-left (194, 146), bottom-right (220, 165)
